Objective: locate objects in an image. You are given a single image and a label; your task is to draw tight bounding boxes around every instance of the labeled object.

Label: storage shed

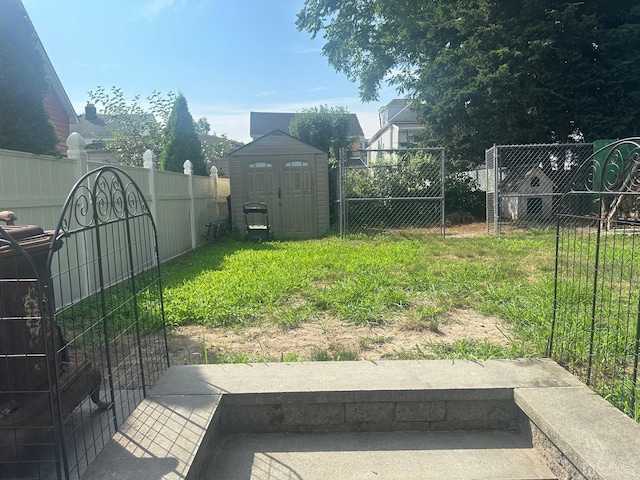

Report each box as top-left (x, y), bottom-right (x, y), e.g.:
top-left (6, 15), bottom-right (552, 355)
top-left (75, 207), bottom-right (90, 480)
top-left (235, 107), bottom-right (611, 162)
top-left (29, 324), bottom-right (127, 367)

top-left (228, 130), bottom-right (330, 239)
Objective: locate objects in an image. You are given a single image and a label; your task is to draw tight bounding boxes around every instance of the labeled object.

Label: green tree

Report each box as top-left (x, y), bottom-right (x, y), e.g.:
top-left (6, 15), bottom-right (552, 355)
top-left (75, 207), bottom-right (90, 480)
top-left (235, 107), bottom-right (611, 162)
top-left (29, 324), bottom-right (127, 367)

top-left (160, 94), bottom-right (206, 175)
top-left (201, 134), bottom-right (242, 177)
top-left (297, 1), bottom-right (640, 163)
top-left (289, 105), bottom-right (354, 159)
top-left (0, 0), bottom-right (58, 155)
top-left (88, 86), bottom-right (175, 166)
top-left (195, 117), bottom-right (211, 135)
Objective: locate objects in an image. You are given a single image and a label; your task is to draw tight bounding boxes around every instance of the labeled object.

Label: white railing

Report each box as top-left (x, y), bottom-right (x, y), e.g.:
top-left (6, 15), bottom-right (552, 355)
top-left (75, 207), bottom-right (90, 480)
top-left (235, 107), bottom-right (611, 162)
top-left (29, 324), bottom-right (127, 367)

top-left (0, 133), bottom-right (228, 263)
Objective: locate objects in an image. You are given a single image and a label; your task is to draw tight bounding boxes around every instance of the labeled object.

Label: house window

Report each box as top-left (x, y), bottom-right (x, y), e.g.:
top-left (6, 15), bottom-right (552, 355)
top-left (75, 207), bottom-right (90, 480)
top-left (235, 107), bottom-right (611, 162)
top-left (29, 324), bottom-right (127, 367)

top-left (399, 129), bottom-right (418, 147)
top-left (530, 176), bottom-right (540, 187)
top-left (248, 162), bottom-right (272, 168)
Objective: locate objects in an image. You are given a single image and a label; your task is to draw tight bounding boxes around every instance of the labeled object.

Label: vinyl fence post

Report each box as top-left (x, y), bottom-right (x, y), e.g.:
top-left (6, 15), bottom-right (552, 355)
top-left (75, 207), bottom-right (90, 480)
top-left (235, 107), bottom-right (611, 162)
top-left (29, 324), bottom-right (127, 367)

top-left (183, 160), bottom-right (196, 250)
top-left (66, 132), bottom-right (88, 180)
top-left (143, 150), bottom-right (158, 226)
top-left (210, 166), bottom-right (219, 219)
top-left (65, 133), bottom-right (91, 296)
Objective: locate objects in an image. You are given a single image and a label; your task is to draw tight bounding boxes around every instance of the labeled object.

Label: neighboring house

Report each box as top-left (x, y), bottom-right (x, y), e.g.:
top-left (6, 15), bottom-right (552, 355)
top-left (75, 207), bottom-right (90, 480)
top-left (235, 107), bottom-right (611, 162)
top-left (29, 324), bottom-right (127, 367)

top-left (500, 166), bottom-right (556, 221)
top-left (13, 0), bottom-right (78, 154)
top-left (70, 103), bottom-right (156, 163)
top-left (249, 111), bottom-right (366, 153)
top-left (367, 99), bottom-right (424, 160)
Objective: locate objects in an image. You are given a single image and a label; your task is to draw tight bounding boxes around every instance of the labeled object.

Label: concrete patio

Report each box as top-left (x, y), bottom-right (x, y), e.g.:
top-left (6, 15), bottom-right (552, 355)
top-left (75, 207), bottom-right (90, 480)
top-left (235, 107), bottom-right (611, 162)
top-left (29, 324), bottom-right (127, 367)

top-left (81, 359), bottom-right (640, 480)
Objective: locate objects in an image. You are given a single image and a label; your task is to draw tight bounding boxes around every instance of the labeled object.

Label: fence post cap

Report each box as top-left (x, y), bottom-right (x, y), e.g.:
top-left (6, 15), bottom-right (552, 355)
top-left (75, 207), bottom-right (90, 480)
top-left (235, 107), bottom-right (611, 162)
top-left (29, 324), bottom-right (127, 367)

top-left (143, 150), bottom-right (155, 169)
top-left (183, 160), bottom-right (193, 175)
top-left (210, 166), bottom-right (218, 176)
top-left (66, 132), bottom-right (86, 150)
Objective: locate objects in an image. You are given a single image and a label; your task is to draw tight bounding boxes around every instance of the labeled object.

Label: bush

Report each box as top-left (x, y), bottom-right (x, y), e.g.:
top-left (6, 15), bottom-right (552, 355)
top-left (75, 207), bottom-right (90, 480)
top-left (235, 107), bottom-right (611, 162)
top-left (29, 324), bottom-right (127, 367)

top-left (445, 173), bottom-right (485, 223)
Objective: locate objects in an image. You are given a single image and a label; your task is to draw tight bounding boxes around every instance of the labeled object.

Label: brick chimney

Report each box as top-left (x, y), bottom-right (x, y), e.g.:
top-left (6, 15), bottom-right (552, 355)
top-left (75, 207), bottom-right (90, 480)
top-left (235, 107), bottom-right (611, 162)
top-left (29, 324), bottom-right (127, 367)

top-left (85, 103), bottom-right (97, 120)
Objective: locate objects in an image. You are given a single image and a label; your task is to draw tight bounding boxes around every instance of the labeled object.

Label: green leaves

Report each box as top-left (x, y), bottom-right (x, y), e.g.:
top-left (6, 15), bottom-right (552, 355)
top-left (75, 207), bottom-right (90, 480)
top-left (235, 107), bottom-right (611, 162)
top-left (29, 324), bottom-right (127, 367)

top-left (160, 93), bottom-right (207, 175)
top-left (87, 86), bottom-right (176, 166)
top-left (288, 105), bottom-right (354, 159)
top-left (297, 0), bottom-right (640, 162)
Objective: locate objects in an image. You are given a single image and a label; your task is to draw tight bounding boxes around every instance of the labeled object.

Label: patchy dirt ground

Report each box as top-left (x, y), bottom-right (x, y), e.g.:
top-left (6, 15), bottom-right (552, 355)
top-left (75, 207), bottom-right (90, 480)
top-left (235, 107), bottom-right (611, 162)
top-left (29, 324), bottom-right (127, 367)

top-left (166, 222), bottom-right (505, 365)
top-left (168, 308), bottom-right (511, 365)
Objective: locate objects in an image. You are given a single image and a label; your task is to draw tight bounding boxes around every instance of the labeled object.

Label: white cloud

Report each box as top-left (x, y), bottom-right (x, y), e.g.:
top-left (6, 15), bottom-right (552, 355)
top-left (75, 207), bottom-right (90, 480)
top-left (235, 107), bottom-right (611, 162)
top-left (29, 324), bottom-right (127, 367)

top-left (307, 86), bottom-right (326, 92)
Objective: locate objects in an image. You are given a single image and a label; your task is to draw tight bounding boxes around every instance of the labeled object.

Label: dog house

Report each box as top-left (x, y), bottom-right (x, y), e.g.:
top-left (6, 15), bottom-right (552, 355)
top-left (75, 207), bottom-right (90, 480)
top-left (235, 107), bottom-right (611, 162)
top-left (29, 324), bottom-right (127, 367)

top-left (500, 166), bottom-right (556, 221)
top-left (228, 130), bottom-right (330, 239)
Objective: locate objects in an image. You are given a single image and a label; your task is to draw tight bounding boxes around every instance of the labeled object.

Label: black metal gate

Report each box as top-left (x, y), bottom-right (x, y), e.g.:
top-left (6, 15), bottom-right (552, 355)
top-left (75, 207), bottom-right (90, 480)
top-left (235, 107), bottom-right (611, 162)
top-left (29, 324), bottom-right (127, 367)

top-left (549, 138), bottom-right (640, 420)
top-left (0, 166), bottom-right (169, 478)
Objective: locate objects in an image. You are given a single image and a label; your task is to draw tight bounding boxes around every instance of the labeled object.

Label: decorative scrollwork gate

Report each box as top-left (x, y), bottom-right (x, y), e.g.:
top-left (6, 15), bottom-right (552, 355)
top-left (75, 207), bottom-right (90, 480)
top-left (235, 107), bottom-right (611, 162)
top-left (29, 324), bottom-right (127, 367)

top-left (49, 166), bottom-right (170, 478)
top-left (0, 166), bottom-right (169, 479)
top-left (549, 138), bottom-right (640, 420)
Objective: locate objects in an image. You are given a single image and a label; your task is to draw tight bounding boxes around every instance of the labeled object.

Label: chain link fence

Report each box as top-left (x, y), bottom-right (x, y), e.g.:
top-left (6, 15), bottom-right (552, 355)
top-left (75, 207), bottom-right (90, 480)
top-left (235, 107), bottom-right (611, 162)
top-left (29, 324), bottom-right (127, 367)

top-left (486, 143), bottom-right (594, 234)
top-left (337, 148), bottom-right (445, 237)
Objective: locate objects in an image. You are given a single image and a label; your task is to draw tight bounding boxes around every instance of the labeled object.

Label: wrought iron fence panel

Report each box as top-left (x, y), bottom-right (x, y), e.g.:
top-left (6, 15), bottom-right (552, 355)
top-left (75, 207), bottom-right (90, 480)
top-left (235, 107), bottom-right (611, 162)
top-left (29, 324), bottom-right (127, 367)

top-left (41, 165), bottom-right (169, 479)
top-left (550, 138), bottom-right (640, 421)
top-left (486, 143), bottom-right (594, 234)
top-left (339, 148), bottom-right (445, 237)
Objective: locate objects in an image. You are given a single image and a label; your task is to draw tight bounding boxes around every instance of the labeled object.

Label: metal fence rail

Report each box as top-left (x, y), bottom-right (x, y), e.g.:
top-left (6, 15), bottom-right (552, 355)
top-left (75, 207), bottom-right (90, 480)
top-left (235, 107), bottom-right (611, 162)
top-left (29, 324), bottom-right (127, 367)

top-left (549, 138), bottom-right (640, 421)
top-left (486, 143), bottom-right (594, 234)
top-left (338, 148), bottom-right (445, 237)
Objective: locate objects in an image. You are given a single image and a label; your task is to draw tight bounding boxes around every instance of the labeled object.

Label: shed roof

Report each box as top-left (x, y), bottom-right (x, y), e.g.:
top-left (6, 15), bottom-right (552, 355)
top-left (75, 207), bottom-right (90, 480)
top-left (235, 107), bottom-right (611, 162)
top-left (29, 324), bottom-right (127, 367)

top-left (501, 166), bottom-right (556, 191)
top-left (229, 130), bottom-right (328, 156)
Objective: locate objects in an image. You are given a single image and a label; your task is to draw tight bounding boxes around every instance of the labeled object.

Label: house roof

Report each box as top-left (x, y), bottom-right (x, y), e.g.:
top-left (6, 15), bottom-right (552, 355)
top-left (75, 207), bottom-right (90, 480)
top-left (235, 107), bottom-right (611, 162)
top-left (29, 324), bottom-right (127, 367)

top-left (368, 99), bottom-right (424, 145)
top-left (200, 134), bottom-right (243, 149)
top-left (250, 112), bottom-right (364, 139)
top-left (229, 129), bottom-right (328, 156)
top-left (71, 111), bottom-right (156, 141)
top-left (387, 100), bottom-right (420, 124)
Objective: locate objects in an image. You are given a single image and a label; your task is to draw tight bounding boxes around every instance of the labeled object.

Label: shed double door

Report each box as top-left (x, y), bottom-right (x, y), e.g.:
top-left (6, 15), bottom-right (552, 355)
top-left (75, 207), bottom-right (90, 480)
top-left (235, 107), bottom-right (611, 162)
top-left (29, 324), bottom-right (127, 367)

top-left (244, 156), bottom-right (317, 239)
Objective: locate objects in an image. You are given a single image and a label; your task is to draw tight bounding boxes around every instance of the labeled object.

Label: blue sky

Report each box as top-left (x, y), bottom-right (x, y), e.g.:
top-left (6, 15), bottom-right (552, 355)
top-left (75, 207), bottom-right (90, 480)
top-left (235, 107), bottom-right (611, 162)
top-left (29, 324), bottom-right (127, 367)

top-left (21, 0), bottom-right (397, 143)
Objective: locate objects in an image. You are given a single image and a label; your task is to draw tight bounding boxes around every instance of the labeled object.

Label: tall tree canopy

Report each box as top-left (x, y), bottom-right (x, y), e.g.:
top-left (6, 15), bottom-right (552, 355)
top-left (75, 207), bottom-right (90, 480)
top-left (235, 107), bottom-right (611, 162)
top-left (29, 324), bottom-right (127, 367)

top-left (0, 0), bottom-right (58, 155)
top-left (289, 105), bottom-right (354, 159)
top-left (88, 86), bottom-right (175, 166)
top-left (297, 0), bottom-right (640, 162)
top-left (160, 94), bottom-right (206, 175)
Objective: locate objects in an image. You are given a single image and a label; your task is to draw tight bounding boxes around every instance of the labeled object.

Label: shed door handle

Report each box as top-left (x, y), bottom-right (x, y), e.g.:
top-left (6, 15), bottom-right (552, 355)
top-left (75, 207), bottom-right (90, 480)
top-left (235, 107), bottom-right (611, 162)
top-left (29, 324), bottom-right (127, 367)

top-left (278, 187), bottom-right (281, 199)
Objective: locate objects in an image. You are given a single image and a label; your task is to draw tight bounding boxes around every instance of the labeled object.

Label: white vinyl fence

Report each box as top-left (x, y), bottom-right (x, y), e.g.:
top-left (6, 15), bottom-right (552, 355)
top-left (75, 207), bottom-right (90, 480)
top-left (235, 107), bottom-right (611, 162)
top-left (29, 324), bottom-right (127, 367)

top-left (0, 133), bottom-right (228, 263)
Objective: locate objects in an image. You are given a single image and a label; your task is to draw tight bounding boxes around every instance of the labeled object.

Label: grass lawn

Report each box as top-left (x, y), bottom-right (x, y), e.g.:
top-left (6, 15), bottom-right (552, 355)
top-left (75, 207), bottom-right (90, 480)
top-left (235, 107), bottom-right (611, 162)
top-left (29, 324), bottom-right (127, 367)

top-left (161, 229), bottom-right (557, 363)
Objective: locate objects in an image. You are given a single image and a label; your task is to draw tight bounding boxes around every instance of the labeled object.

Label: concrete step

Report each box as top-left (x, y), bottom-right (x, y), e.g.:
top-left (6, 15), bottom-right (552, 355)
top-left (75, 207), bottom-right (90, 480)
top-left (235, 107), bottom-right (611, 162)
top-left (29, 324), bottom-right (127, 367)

top-left (205, 430), bottom-right (557, 480)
